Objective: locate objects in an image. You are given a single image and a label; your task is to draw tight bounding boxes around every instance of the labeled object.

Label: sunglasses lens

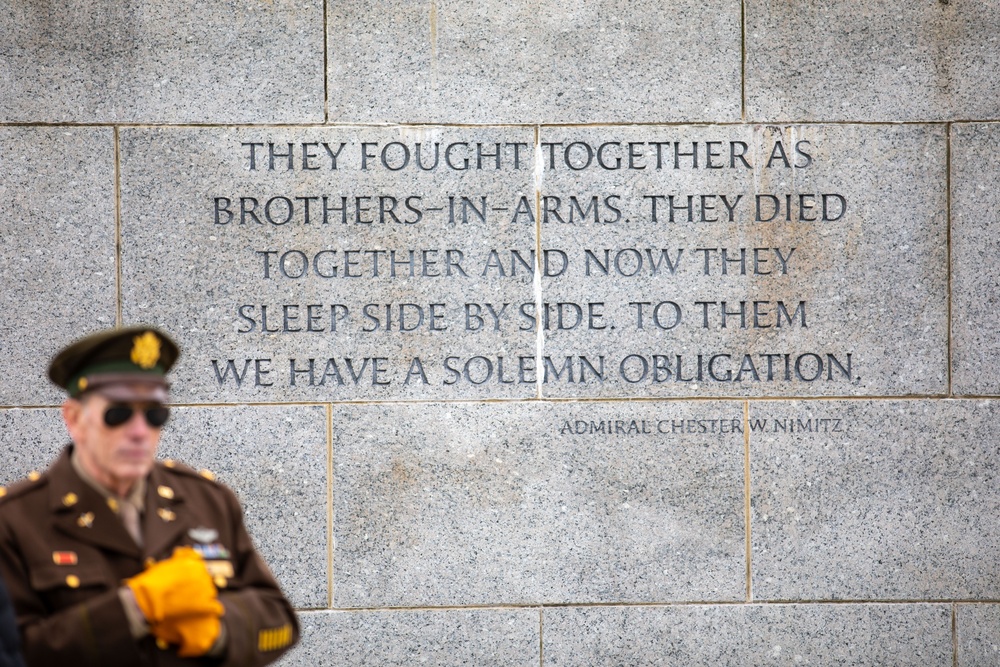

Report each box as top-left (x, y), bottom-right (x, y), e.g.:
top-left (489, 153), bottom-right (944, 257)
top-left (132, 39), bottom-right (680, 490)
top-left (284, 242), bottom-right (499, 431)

top-left (103, 404), bottom-right (169, 428)
top-left (145, 406), bottom-right (170, 428)
top-left (103, 405), bottom-right (134, 427)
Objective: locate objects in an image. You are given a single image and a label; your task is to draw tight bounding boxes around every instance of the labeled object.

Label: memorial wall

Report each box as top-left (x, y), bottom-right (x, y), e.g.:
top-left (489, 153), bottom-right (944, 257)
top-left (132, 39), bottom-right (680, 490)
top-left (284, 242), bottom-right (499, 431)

top-left (2, 0), bottom-right (1000, 664)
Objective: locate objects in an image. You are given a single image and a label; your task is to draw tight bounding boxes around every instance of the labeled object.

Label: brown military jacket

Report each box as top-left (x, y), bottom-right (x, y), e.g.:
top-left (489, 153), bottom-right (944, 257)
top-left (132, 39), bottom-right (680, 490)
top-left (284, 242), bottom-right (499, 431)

top-left (0, 447), bottom-right (298, 667)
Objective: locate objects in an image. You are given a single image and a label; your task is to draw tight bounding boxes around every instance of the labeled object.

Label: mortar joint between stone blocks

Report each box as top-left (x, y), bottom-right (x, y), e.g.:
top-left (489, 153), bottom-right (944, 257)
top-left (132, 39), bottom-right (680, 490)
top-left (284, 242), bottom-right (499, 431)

top-left (945, 123), bottom-right (953, 398)
top-left (326, 402), bottom-right (334, 610)
top-left (743, 399), bottom-right (752, 603)
top-left (113, 126), bottom-right (122, 328)
top-left (952, 603), bottom-right (958, 667)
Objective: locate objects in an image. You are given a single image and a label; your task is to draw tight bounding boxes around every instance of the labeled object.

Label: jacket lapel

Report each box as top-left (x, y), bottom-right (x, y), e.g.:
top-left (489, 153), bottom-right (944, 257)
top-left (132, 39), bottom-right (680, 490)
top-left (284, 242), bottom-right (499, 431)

top-left (142, 465), bottom-right (190, 560)
top-left (48, 448), bottom-right (142, 559)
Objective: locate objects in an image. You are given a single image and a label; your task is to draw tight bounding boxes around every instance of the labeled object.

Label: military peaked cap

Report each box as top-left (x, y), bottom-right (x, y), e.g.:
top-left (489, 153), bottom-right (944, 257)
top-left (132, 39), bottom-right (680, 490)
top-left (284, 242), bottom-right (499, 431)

top-left (48, 326), bottom-right (180, 398)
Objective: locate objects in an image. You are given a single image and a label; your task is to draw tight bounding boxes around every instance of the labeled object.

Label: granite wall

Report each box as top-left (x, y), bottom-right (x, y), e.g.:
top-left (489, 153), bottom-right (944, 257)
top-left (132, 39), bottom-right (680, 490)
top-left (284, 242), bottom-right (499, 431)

top-left (2, 1), bottom-right (1000, 664)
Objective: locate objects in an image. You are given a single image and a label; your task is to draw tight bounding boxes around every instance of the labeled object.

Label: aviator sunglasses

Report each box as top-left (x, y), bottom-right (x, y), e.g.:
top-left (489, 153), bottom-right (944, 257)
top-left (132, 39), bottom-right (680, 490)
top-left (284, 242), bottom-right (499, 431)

top-left (103, 403), bottom-right (170, 428)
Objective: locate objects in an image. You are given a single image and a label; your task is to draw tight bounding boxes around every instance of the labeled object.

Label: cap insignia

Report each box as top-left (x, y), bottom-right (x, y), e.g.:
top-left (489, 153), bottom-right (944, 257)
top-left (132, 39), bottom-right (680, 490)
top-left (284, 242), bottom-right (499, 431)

top-left (131, 331), bottom-right (162, 370)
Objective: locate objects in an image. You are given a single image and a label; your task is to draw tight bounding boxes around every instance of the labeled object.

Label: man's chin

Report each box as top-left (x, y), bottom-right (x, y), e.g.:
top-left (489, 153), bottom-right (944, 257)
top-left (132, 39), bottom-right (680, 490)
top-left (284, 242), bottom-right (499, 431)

top-left (111, 461), bottom-right (154, 483)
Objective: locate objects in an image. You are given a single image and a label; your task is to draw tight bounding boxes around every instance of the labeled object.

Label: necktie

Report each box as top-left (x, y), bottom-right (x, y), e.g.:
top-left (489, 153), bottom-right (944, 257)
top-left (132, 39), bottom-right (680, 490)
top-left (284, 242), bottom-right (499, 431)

top-left (120, 500), bottom-right (143, 547)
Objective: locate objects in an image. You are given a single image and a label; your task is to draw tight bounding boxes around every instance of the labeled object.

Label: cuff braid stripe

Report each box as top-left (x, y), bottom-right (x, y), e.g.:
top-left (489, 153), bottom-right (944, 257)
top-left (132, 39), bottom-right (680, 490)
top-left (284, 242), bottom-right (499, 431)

top-left (258, 624), bottom-right (293, 652)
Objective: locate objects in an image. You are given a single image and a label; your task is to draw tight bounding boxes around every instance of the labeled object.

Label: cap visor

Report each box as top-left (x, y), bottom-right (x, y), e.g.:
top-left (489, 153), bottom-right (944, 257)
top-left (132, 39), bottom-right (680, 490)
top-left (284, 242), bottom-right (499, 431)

top-left (86, 375), bottom-right (169, 403)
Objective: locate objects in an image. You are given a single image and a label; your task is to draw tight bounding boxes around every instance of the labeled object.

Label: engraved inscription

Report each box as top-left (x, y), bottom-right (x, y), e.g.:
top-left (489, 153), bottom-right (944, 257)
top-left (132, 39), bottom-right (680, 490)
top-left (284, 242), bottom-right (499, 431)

top-left (120, 125), bottom-right (947, 398)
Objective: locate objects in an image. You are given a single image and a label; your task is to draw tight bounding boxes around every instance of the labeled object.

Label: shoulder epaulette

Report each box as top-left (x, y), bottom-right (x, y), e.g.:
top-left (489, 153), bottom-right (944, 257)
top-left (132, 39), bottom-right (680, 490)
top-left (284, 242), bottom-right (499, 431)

top-left (158, 459), bottom-right (220, 485)
top-left (0, 470), bottom-right (49, 504)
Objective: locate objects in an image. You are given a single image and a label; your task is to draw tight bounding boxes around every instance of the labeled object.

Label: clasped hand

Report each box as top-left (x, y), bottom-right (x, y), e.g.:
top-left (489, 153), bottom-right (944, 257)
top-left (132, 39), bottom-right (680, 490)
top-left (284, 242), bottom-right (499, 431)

top-left (126, 546), bottom-right (224, 657)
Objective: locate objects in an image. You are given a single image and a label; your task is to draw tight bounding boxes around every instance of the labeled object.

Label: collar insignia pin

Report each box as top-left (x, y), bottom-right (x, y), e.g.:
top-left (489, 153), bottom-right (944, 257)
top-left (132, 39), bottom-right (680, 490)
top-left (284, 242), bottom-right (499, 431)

top-left (76, 512), bottom-right (94, 528)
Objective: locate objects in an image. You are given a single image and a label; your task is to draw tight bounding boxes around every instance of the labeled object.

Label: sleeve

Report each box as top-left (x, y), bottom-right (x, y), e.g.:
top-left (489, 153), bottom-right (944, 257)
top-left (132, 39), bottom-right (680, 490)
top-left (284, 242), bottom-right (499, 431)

top-left (214, 487), bottom-right (299, 667)
top-left (0, 575), bottom-right (26, 667)
top-left (0, 514), bottom-right (141, 667)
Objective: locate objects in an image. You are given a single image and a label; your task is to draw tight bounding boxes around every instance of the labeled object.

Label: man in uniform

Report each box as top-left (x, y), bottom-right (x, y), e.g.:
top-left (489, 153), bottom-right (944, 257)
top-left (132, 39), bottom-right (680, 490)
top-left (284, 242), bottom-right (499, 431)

top-left (0, 327), bottom-right (298, 666)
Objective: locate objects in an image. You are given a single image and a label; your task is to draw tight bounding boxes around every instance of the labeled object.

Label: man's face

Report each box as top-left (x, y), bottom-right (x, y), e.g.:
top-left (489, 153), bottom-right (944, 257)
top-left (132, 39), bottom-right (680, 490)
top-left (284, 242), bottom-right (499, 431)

top-left (62, 384), bottom-right (165, 495)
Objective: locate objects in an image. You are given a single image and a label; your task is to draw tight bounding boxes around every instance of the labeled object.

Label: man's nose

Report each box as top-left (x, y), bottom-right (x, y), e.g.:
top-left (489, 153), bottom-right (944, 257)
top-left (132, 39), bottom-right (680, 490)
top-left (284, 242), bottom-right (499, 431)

top-left (123, 409), bottom-right (153, 434)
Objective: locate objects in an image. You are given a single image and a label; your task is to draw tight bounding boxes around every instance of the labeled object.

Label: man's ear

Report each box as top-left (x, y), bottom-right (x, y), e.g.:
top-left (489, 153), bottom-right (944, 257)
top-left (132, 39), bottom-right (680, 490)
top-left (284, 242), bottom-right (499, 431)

top-left (62, 398), bottom-right (83, 439)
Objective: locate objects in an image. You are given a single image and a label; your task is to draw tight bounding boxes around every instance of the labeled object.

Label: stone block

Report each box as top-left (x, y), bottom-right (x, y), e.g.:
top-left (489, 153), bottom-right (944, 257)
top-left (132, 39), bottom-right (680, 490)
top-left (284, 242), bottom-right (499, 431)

top-left (0, 127), bottom-right (117, 407)
top-left (952, 124), bottom-right (1000, 395)
top-left (537, 124), bottom-right (947, 398)
top-left (279, 609), bottom-right (539, 666)
top-left (0, 409), bottom-right (69, 485)
top-left (746, 0), bottom-right (1000, 121)
top-left (0, 0), bottom-right (323, 123)
top-left (543, 603), bottom-right (952, 666)
top-left (119, 126), bottom-right (537, 402)
top-left (329, 0), bottom-right (741, 123)
top-left (332, 401), bottom-right (746, 607)
top-left (751, 400), bottom-right (1000, 600)
top-left (958, 604), bottom-right (1000, 667)
top-left (160, 405), bottom-right (328, 609)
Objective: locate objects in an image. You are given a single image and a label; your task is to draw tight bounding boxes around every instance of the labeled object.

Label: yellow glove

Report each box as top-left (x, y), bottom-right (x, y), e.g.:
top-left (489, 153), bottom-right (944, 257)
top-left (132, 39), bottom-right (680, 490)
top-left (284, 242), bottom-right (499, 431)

top-left (126, 547), bottom-right (224, 624)
top-left (154, 612), bottom-right (223, 658)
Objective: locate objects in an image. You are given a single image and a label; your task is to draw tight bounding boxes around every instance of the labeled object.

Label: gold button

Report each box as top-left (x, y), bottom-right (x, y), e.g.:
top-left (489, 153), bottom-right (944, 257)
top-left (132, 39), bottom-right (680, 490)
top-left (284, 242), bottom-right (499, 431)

top-left (27, 471), bottom-right (40, 482)
top-left (0, 487), bottom-right (7, 498)
top-left (213, 575), bottom-right (227, 589)
top-left (62, 493), bottom-right (78, 507)
top-left (78, 377), bottom-right (88, 391)
top-left (106, 498), bottom-right (120, 512)
top-left (156, 638), bottom-right (169, 650)
top-left (163, 459), bottom-right (176, 468)
top-left (199, 469), bottom-right (215, 481)
top-left (65, 575), bottom-right (80, 588)
top-left (157, 485), bottom-right (174, 500)
top-left (157, 508), bottom-right (176, 522)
